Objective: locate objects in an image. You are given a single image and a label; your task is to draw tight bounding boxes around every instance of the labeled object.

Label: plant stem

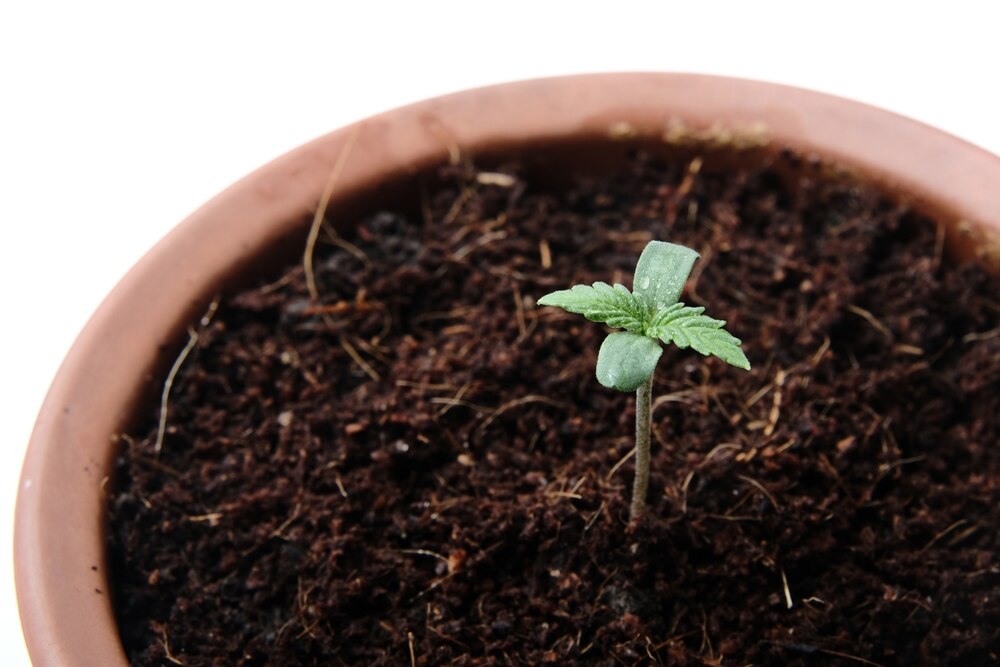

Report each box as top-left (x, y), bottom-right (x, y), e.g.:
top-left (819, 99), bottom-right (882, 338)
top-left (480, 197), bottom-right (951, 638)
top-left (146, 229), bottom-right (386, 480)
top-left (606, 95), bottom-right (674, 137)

top-left (630, 376), bottom-right (653, 520)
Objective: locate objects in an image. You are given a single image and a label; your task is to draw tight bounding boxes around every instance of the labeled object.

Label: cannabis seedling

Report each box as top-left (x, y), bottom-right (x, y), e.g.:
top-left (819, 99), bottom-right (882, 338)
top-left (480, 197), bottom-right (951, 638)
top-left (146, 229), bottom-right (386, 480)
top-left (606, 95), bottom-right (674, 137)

top-left (538, 241), bottom-right (750, 520)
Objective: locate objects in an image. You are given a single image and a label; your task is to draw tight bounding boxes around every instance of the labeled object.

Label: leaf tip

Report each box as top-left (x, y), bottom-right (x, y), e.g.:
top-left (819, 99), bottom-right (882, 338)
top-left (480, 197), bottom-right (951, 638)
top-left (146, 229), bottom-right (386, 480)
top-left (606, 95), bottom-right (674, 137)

top-left (536, 292), bottom-right (557, 307)
top-left (729, 349), bottom-right (752, 371)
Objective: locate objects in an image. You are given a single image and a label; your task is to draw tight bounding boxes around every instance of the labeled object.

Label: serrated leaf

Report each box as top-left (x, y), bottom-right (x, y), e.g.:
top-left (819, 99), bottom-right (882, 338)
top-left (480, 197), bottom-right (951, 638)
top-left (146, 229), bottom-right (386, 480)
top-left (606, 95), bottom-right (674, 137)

top-left (633, 241), bottom-right (699, 311)
top-left (596, 332), bottom-right (663, 392)
top-left (537, 282), bottom-right (649, 332)
top-left (648, 303), bottom-right (751, 370)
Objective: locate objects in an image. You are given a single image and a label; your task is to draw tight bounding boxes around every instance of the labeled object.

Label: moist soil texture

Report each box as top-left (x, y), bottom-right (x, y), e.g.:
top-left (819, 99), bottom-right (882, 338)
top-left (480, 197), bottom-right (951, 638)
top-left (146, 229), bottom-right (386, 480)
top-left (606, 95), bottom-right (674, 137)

top-left (110, 150), bottom-right (1000, 666)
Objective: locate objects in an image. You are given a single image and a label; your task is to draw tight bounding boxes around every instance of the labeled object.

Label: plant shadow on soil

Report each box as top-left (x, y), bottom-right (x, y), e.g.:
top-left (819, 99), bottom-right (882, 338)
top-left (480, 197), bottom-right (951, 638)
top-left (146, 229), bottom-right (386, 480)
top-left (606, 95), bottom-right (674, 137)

top-left (110, 149), bottom-right (1000, 666)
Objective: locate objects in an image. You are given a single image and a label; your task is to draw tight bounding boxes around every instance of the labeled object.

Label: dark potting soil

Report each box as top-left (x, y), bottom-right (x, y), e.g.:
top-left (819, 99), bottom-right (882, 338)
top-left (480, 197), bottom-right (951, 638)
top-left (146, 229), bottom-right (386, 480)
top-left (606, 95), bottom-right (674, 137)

top-left (110, 150), bottom-right (1000, 666)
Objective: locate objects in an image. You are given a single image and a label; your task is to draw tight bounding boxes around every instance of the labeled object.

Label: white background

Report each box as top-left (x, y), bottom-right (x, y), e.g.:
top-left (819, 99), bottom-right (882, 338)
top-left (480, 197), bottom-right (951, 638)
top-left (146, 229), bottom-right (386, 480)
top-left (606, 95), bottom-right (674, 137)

top-left (2, 2), bottom-right (998, 664)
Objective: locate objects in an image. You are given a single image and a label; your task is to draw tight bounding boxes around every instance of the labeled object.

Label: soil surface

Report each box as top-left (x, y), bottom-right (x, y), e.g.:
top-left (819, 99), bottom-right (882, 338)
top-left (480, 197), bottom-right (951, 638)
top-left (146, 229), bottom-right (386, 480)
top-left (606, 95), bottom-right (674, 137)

top-left (110, 150), bottom-right (1000, 666)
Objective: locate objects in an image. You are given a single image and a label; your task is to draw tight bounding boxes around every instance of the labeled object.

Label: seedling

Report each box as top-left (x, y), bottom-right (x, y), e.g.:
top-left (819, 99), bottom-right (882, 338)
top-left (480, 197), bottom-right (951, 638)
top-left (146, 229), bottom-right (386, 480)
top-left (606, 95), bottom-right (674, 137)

top-left (538, 241), bottom-right (750, 520)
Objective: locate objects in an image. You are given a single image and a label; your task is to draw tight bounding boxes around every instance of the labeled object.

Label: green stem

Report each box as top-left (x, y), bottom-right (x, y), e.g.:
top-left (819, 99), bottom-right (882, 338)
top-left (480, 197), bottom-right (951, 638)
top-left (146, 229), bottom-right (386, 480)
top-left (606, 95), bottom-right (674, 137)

top-left (630, 375), bottom-right (653, 520)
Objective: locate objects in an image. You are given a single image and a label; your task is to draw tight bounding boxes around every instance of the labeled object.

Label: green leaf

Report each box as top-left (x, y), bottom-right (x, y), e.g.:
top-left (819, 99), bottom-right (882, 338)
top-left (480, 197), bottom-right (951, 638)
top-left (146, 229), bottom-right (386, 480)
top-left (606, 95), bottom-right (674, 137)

top-left (596, 332), bottom-right (663, 392)
top-left (537, 282), bottom-right (648, 332)
top-left (648, 303), bottom-right (751, 370)
top-left (633, 241), bottom-right (699, 311)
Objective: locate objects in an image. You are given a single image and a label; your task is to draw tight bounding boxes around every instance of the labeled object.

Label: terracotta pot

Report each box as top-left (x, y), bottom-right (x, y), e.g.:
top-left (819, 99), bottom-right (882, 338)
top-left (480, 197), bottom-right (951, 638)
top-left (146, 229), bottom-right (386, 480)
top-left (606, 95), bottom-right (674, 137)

top-left (15, 73), bottom-right (1000, 666)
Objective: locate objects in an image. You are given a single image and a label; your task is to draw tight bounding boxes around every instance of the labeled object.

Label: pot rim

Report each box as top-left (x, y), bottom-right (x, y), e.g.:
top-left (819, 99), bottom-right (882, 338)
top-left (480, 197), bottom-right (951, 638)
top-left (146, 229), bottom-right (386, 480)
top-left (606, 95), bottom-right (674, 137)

top-left (15, 72), bottom-right (1000, 666)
